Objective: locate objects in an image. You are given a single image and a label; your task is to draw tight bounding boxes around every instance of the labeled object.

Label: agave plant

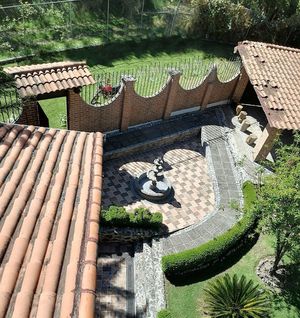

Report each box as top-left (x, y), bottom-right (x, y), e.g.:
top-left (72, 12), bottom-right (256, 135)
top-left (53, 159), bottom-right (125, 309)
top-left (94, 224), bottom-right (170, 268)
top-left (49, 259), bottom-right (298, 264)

top-left (202, 274), bottom-right (270, 318)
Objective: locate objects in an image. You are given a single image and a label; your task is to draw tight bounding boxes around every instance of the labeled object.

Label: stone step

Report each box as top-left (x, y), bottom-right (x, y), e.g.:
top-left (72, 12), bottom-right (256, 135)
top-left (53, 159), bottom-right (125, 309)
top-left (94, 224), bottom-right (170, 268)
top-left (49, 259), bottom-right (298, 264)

top-left (134, 238), bottom-right (165, 318)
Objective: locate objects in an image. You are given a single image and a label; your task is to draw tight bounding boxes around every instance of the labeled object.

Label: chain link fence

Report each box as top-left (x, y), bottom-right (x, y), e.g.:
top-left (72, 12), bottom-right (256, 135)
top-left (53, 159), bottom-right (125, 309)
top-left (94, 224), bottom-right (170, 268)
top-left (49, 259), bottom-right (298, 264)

top-left (0, 0), bottom-right (192, 61)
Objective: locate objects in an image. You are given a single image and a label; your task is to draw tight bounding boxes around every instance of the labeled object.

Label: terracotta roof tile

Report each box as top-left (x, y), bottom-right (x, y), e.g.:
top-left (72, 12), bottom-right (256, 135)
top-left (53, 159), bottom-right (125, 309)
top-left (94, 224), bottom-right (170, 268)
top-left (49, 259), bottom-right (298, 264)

top-left (236, 41), bottom-right (300, 130)
top-left (0, 123), bottom-right (103, 317)
top-left (4, 61), bottom-right (95, 98)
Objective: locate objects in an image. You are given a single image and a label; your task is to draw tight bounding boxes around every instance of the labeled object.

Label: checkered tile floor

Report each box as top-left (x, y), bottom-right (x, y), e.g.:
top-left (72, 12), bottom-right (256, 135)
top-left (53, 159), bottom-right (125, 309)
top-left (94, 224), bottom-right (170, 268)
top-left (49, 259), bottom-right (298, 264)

top-left (102, 138), bottom-right (215, 232)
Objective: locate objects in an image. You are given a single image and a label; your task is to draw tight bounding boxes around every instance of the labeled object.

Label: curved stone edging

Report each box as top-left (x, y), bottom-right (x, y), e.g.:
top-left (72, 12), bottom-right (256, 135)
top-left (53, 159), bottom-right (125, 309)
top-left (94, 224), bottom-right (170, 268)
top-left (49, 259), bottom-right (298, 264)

top-left (162, 107), bottom-right (242, 255)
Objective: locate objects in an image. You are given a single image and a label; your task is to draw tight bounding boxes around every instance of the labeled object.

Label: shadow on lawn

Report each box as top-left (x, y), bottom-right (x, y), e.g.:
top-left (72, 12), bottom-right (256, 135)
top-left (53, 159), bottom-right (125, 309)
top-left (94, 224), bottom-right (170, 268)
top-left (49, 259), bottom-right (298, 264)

top-left (29, 36), bottom-right (234, 67)
top-left (167, 235), bottom-right (259, 286)
top-left (271, 264), bottom-right (300, 315)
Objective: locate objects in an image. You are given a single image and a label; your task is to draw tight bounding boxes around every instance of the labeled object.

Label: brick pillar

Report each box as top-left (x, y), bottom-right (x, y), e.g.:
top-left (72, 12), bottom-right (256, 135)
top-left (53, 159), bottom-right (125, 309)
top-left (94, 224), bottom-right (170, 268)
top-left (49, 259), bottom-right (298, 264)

top-left (120, 76), bottom-right (136, 131)
top-left (163, 70), bottom-right (181, 119)
top-left (17, 98), bottom-right (40, 126)
top-left (253, 124), bottom-right (280, 161)
top-left (232, 66), bottom-right (249, 103)
top-left (67, 88), bottom-right (82, 131)
top-left (201, 66), bottom-right (217, 109)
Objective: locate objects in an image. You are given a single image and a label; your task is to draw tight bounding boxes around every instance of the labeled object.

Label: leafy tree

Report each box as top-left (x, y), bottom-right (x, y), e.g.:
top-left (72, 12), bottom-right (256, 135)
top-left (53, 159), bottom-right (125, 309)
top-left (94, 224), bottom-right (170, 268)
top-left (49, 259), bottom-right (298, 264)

top-left (189, 0), bottom-right (300, 46)
top-left (254, 133), bottom-right (300, 273)
top-left (202, 273), bottom-right (270, 317)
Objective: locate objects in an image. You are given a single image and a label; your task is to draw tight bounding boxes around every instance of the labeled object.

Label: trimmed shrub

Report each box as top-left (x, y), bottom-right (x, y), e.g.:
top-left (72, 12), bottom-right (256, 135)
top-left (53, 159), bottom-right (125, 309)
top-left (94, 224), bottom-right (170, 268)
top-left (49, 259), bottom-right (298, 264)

top-left (157, 309), bottom-right (172, 318)
top-left (101, 206), bottom-right (163, 230)
top-left (162, 182), bottom-right (258, 277)
top-left (101, 206), bottom-right (129, 227)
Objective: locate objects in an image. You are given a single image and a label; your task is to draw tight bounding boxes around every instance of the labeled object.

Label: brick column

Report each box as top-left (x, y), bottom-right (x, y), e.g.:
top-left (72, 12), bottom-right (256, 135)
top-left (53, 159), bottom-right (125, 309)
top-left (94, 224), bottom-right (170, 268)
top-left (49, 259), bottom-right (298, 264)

top-left (120, 76), bottom-right (136, 131)
top-left (232, 66), bottom-right (249, 103)
top-left (201, 66), bottom-right (217, 109)
top-left (17, 98), bottom-right (40, 126)
top-left (253, 124), bottom-right (280, 161)
top-left (67, 88), bottom-right (82, 131)
top-left (163, 70), bottom-right (181, 119)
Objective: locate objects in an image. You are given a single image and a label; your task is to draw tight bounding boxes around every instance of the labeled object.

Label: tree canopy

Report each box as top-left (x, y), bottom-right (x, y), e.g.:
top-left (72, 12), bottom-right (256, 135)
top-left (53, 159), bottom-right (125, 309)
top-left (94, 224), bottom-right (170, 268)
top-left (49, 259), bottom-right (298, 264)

top-left (253, 134), bottom-right (300, 272)
top-left (189, 0), bottom-right (300, 46)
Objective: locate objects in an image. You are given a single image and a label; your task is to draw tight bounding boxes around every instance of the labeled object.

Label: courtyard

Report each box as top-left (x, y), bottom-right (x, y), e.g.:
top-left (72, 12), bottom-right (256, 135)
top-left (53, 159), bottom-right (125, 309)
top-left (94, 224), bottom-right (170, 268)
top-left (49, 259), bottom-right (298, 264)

top-left (0, 36), bottom-right (299, 318)
top-left (102, 138), bottom-right (215, 232)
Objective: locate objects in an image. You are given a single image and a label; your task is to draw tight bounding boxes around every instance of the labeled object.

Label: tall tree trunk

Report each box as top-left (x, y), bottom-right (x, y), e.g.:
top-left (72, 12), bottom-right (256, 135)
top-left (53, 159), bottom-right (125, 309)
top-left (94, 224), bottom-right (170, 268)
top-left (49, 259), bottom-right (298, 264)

top-left (271, 234), bottom-right (287, 274)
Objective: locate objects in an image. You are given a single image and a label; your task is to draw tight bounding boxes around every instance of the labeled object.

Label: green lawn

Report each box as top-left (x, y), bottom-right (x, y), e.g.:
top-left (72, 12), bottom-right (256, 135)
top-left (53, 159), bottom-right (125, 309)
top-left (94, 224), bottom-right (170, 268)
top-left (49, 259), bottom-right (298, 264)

top-left (39, 97), bottom-right (66, 129)
top-left (166, 235), bottom-right (300, 318)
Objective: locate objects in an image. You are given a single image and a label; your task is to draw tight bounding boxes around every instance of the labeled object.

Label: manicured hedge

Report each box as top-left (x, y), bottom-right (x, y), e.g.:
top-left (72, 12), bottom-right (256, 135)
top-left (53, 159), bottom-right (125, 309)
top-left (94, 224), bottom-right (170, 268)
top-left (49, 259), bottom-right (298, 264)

top-left (101, 206), bottom-right (163, 230)
top-left (162, 181), bottom-right (258, 277)
top-left (157, 309), bottom-right (172, 318)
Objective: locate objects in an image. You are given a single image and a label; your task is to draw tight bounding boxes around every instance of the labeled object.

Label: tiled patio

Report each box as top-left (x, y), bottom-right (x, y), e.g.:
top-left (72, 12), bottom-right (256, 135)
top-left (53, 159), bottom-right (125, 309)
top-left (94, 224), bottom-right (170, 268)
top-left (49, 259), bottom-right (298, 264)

top-left (102, 138), bottom-right (215, 232)
top-left (96, 243), bottom-right (134, 318)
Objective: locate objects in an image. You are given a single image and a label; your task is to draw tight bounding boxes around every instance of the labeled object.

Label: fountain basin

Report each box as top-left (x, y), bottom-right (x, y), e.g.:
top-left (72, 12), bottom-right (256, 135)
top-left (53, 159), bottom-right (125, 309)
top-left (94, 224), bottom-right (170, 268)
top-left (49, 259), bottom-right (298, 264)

top-left (133, 172), bottom-right (173, 202)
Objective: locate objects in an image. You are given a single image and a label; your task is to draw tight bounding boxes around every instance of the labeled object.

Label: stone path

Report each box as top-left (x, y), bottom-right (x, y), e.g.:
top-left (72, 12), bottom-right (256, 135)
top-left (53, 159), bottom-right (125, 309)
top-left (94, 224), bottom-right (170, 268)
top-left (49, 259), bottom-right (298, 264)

top-left (162, 108), bottom-right (242, 254)
top-left (102, 138), bottom-right (215, 232)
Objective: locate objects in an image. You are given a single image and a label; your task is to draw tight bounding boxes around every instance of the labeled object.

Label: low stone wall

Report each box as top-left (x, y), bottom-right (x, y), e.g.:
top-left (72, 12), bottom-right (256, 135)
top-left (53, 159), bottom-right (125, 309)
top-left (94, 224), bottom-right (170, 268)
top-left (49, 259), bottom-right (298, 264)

top-left (67, 66), bottom-right (245, 133)
top-left (104, 125), bottom-right (200, 161)
top-left (100, 226), bottom-right (166, 242)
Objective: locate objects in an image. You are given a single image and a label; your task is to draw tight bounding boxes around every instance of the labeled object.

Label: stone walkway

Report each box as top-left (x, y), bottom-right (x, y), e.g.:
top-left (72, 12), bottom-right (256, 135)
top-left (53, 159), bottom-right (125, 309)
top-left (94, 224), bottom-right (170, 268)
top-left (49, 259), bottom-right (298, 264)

top-left (102, 138), bottom-right (215, 232)
top-left (162, 108), bottom-right (242, 254)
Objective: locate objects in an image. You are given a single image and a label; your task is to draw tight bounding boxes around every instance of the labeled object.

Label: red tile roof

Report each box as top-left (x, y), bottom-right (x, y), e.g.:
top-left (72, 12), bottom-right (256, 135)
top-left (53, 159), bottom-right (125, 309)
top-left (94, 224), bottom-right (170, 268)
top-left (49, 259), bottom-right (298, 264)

top-left (0, 123), bottom-right (103, 317)
top-left (236, 41), bottom-right (300, 130)
top-left (4, 61), bottom-right (95, 98)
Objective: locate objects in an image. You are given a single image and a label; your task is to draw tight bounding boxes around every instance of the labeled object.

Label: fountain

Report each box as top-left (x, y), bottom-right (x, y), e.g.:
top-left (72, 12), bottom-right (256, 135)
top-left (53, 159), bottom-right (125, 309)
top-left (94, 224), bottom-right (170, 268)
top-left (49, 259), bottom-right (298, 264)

top-left (133, 157), bottom-right (173, 202)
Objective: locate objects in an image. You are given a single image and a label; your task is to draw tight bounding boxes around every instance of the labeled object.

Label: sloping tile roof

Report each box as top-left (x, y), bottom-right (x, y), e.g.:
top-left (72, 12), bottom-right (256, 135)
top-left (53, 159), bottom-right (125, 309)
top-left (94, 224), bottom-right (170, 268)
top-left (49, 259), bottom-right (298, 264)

top-left (236, 41), bottom-right (300, 130)
top-left (0, 123), bottom-right (103, 317)
top-left (4, 61), bottom-right (95, 98)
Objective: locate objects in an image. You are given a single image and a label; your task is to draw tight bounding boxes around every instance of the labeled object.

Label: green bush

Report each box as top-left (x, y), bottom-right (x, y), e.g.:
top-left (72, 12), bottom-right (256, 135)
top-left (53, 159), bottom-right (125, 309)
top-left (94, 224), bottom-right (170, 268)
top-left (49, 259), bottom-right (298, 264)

top-left (101, 206), bottom-right (163, 230)
top-left (101, 206), bottom-right (129, 227)
top-left (162, 182), bottom-right (258, 277)
top-left (157, 309), bottom-right (172, 318)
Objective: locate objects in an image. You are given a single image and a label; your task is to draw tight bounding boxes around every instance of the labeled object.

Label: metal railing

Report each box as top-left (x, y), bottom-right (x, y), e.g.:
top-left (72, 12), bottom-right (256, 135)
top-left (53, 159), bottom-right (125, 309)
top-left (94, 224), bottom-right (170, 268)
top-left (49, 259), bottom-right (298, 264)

top-left (0, 82), bottom-right (22, 123)
top-left (82, 56), bottom-right (241, 106)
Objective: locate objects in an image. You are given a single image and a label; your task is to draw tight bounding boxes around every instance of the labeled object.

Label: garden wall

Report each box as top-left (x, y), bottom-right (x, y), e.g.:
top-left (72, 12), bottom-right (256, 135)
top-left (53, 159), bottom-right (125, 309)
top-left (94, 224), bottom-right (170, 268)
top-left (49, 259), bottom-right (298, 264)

top-left (65, 66), bottom-right (244, 133)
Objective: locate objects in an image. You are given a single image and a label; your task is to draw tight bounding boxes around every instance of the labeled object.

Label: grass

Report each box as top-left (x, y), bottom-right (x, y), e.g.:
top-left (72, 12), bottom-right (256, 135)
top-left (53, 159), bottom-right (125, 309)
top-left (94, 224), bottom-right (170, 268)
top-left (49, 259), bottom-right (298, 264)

top-left (166, 235), bottom-right (300, 318)
top-left (32, 37), bottom-right (236, 128)
top-left (27, 36), bottom-right (234, 68)
top-left (165, 183), bottom-right (300, 318)
top-left (39, 98), bottom-right (66, 129)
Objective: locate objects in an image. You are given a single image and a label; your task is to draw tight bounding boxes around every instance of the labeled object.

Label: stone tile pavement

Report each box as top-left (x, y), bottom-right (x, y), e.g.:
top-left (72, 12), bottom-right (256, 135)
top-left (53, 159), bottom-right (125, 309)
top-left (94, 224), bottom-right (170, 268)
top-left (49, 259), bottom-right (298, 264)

top-left (96, 243), bottom-right (134, 318)
top-left (162, 107), bottom-right (242, 254)
top-left (102, 138), bottom-right (215, 232)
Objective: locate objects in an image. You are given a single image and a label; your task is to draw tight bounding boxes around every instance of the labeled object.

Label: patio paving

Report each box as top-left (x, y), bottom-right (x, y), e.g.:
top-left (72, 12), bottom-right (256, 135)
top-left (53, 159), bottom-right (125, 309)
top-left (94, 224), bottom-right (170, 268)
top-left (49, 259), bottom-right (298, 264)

top-left (96, 243), bottom-right (134, 318)
top-left (102, 138), bottom-right (215, 232)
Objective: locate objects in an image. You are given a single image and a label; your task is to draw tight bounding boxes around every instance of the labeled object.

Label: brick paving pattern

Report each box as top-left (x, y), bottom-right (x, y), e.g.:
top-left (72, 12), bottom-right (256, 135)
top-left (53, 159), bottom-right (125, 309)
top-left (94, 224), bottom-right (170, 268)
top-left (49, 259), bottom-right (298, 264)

top-left (96, 244), bottom-right (134, 318)
top-left (102, 138), bottom-right (215, 232)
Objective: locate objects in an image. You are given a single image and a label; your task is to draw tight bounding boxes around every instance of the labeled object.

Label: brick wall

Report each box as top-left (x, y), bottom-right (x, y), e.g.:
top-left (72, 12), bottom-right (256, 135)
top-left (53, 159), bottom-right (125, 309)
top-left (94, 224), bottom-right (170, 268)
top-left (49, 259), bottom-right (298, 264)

top-left (67, 68), bottom-right (240, 133)
top-left (16, 99), bottom-right (40, 126)
top-left (68, 88), bottom-right (124, 132)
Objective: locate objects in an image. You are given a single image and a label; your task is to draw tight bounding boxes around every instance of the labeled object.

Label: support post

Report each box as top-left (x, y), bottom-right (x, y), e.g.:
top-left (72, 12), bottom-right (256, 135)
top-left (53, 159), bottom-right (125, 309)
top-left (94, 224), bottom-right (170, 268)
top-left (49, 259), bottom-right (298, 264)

top-left (163, 70), bottom-right (181, 120)
top-left (201, 66), bottom-right (217, 109)
top-left (253, 124), bottom-right (280, 161)
top-left (120, 76), bottom-right (136, 131)
top-left (232, 66), bottom-right (249, 103)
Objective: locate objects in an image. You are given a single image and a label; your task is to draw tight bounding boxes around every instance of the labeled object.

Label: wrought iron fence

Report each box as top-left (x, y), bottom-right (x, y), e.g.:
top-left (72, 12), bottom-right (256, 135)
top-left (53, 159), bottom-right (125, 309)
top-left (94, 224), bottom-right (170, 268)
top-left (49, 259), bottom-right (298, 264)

top-left (82, 56), bottom-right (241, 106)
top-left (0, 82), bottom-right (22, 123)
